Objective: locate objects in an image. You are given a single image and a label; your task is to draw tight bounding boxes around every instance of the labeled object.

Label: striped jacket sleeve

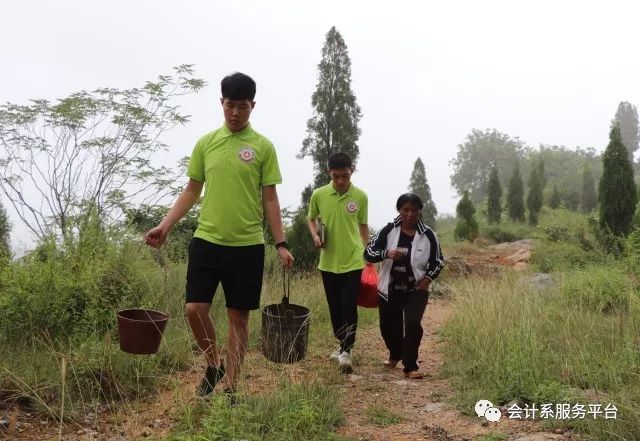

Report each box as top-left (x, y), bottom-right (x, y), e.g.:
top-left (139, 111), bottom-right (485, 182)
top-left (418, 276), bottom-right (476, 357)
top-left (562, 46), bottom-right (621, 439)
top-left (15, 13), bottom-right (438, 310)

top-left (423, 227), bottom-right (445, 280)
top-left (364, 223), bottom-right (393, 263)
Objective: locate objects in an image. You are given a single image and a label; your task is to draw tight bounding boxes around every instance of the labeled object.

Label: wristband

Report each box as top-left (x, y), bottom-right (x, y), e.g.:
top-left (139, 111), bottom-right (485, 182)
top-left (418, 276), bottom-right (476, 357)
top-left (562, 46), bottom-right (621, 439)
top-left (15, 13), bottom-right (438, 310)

top-left (275, 241), bottom-right (288, 250)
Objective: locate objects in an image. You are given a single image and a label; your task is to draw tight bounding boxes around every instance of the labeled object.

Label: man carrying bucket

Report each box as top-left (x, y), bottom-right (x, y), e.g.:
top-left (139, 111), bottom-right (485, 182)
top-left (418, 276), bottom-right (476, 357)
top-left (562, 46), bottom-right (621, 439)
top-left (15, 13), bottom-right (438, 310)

top-left (307, 152), bottom-right (369, 374)
top-left (144, 72), bottom-right (294, 398)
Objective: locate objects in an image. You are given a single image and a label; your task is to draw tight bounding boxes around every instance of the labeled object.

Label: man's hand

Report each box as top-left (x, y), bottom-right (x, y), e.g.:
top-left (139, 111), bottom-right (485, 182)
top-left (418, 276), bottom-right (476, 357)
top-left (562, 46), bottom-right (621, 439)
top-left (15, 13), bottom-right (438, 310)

top-left (312, 234), bottom-right (324, 248)
top-left (278, 247), bottom-right (294, 268)
top-left (386, 249), bottom-right (406, 261)
top-left (144, 225), bottom-right (169, 248)
top-left (416, 277), bottom-right (431, 292)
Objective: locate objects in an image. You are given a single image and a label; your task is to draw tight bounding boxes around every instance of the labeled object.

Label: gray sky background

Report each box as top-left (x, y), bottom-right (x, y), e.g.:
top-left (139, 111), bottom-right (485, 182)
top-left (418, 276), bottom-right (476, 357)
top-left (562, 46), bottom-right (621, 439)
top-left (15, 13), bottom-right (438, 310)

top-left (2, 0), bottom-right (639, 252)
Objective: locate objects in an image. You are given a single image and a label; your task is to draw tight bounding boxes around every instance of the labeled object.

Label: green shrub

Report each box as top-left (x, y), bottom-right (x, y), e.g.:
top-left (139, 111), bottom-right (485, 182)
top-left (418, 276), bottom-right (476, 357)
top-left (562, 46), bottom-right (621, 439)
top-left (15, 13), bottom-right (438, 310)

top-left (561, 266), bottom-right (636, 313)
top-left (454, 219), bottom-right (479, 242)
top-left (544, 225), bottom-right (572, 242)
top-left (531, 241), bottom-right (608, 273)
top-left (626, 228), bottom-right (640, 273)
top-left (482, 225), bottom-right (525, 243)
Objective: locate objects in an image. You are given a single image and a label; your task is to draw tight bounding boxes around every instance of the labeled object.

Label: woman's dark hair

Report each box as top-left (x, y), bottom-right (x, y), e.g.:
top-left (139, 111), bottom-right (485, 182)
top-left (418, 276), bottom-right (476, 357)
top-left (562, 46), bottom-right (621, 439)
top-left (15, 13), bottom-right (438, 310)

top-left (396, 193), bottom-right (424, 211)
top-left (221, 72), bottom-right (256, 101)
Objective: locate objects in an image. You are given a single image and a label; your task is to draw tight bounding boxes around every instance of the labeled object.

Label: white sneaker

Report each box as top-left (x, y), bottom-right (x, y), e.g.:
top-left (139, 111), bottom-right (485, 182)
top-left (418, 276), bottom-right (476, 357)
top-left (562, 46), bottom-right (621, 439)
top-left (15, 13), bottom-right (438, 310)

top-left (337, 351), bottom-right (353, 374)
top-left (329, 347), bottom-right (341, 360)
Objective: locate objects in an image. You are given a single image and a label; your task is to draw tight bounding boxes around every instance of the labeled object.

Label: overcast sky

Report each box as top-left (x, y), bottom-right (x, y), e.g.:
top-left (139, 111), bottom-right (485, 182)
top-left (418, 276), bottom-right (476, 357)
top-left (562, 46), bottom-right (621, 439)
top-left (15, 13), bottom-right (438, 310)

top-left (2, 0), bottom-right (639, 252)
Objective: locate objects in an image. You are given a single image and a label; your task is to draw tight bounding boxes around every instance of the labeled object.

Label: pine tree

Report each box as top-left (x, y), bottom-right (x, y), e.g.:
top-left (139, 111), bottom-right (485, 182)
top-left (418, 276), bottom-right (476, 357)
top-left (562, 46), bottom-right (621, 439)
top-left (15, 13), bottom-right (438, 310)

top-left (537, 154), bottom-right (547, 189)
top-left (580, 165), bottom-right (597, 213)
top-left (527, 157), bottom-right (544, 225)
top-left (599, 123), bottom-right (637, 235)
top-left (454, 191), bottom-right (478, 241)
top-left (506, 162), bottom-right (525, 222)
top-left (408, 157), bottom-right (437, 227)
top-left (564, 191), bottom-right (580, 211)
top-left (298, 26), bottom-right (362, 188)
top-left (487, 165), bottom-right (502, 224)
top-left (549, 185), bottom-right (561, 209)
top-left (614, 101), bottom-right (639, 162)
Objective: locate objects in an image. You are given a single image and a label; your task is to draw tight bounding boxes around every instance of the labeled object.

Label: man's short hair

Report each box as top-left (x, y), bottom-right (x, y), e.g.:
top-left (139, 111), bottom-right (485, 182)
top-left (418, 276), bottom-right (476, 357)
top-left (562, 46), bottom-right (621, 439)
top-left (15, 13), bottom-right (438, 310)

top-left (328, 152), bottom-right (353, 170)
top-left (221, 72), bottom-right (256, 101)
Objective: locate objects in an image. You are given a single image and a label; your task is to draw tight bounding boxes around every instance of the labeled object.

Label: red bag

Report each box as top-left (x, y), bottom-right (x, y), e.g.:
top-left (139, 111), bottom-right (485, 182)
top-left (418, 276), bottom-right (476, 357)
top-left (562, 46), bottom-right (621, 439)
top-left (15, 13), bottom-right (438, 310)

top-left (358, 263), bottom-right (379, 308)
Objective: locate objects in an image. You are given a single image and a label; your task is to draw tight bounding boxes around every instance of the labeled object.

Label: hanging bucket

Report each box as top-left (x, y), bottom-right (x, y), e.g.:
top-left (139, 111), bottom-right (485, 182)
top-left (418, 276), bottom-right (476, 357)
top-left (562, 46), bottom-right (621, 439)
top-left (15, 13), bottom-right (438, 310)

top-left (116, 309), bottom-right (169, 354)
top-left (261, 269), bottom-right (311, 363)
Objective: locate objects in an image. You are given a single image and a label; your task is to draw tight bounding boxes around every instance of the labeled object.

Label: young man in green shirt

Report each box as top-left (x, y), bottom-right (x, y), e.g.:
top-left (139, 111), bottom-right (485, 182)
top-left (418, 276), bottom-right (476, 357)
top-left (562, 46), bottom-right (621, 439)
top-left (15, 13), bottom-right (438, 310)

top-left (145, 72), bottom-right (294, 397)
top-left (307, 152), bottom-right (369, 373)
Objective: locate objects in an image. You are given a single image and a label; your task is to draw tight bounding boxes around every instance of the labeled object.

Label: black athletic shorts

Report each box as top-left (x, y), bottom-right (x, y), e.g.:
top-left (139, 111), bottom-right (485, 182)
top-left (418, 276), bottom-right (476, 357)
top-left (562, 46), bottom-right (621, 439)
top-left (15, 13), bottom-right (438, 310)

top-left (185, 237), bottom-right (265, 310)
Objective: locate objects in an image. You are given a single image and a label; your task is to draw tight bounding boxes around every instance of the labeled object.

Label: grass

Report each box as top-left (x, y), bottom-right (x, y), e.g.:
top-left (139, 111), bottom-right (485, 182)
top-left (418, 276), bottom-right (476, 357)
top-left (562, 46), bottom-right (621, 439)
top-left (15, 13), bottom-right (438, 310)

top-left (168, 382), bottom-right (346, 441)
top-left (441, 267), bottom-right (640, 439)
top-left (363, 405), bottom-right (404, 427)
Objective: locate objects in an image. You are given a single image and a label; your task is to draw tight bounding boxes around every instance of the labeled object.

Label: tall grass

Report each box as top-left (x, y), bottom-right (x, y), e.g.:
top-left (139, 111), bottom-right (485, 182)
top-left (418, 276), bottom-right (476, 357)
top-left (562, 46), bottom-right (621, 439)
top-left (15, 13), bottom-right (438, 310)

top-left (0, 231), bottom-right (377, 427)
top-left (442, 268), bottom-right (640, 439)
top-left (168, 383), bottom-right (347, 441)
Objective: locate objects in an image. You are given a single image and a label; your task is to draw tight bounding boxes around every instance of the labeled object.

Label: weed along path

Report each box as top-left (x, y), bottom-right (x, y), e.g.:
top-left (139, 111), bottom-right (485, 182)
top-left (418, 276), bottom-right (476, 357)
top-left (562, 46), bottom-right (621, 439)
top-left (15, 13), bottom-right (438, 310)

top-left (4, 240), bottom-right (582, 440)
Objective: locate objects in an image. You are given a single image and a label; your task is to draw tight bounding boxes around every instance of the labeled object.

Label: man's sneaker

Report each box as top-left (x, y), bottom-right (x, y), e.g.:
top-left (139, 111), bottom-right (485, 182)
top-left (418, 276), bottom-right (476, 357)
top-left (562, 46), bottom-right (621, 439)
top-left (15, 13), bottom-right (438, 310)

top-left (329, 347), bottom-right (342, 360)
top-left (195, 363), bottom-right (225, 397)
top-left (337, 351), bottom-right (353, 374)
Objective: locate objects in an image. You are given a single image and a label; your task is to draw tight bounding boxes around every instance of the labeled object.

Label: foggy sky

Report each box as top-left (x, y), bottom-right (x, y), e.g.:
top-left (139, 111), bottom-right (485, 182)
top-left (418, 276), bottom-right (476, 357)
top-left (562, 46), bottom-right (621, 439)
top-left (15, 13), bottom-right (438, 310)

top-left (1, 0), bottom-right (639, 252)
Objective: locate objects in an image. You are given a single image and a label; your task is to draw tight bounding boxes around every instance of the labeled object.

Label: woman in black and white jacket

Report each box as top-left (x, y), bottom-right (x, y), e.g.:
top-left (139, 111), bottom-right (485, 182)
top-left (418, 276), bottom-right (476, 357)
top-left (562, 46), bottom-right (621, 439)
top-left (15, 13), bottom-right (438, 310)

top-left (364, 193), bottom-right (444, 379)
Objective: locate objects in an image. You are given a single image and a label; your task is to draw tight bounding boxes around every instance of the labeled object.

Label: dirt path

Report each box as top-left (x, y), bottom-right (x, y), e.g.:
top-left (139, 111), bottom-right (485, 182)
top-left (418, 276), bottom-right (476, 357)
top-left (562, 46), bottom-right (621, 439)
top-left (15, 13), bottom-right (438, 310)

top-left (335, 296), bottom-right (566, 441)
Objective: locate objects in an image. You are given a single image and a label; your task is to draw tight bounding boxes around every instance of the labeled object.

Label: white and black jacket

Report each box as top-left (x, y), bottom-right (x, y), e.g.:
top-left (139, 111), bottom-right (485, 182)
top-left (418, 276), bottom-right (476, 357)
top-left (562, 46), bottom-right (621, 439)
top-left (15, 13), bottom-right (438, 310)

top-left (364, 216), bottom-right (444, 300)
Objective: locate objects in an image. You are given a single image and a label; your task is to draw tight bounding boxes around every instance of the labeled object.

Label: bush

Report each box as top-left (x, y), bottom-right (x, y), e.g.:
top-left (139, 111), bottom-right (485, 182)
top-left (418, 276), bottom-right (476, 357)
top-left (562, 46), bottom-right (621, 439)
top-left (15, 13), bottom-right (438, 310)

top-left (532, 241), bottom-right (608, 273)
top-left (454, 219), bottom-right (479, 242)
top-left (482, 225), bottom-right (525, 243)
top-left (286, 211), bottom-right (319, 272)
top-left (627, 228), bottom-right (640, 273)
top-left (544, 225), bottom-right (572, 242)
top-left (0, 233), bottom-right (164, 340)
top-left (562, 265), bottom-right (636, 313)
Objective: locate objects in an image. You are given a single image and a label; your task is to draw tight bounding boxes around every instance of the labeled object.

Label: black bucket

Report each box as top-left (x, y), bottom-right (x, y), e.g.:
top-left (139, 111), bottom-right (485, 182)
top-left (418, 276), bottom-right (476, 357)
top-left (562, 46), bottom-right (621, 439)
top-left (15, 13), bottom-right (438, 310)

top-left (261, 270), bottom-right (311, 363)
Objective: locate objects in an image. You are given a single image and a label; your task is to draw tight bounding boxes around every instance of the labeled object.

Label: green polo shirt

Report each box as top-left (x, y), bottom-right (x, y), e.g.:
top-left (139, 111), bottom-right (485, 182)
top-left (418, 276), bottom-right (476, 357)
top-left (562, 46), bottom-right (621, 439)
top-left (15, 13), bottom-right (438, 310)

top-left (308, 183), bottom-right (368, 273)
top-left (187, 123), bottom-right (282, 246)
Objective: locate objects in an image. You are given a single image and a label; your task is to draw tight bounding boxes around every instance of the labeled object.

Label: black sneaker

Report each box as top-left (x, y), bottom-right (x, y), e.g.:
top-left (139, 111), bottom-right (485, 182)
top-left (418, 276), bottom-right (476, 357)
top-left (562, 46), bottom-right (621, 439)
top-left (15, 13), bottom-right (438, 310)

top-left (196, 363), bottom-right (225, 397)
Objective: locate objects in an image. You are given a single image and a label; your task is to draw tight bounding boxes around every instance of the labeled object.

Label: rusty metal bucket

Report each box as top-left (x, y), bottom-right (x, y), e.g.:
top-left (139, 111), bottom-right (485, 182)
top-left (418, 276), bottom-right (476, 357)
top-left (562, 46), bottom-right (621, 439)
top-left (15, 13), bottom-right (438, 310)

top-left (116, 309), bottom-right (169, 354)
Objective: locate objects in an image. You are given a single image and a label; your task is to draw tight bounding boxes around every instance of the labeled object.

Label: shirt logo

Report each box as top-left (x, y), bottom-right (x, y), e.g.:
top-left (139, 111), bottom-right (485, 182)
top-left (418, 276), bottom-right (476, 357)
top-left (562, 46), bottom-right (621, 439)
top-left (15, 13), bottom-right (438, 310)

top-left (238, 146), bottom-right (256, 163)
top-left (346, 201), bottom-right (358, 213)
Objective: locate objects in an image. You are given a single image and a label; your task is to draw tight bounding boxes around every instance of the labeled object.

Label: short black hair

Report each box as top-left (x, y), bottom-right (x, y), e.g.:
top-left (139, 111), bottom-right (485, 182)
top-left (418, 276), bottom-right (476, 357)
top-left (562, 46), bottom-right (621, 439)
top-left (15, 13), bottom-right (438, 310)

top-left (221, 72), bottom-right (256, 101)
top-left (328, 152), bottom-right (353, 170)
top-left (396, 193), bottom-right (424, 211)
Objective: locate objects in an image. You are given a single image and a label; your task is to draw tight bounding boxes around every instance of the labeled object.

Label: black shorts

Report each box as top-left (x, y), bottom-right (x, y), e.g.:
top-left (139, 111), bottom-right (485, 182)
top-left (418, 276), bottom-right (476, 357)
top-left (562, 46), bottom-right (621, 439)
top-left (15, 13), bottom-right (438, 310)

top-left (185, 237), bottom-right (265, 310)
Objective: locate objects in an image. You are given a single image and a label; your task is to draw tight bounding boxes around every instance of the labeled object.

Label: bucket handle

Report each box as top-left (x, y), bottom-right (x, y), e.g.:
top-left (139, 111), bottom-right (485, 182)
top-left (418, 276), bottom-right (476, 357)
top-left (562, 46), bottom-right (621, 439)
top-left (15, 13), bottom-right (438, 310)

top-left (282, 267), bottom-right (290, 305)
